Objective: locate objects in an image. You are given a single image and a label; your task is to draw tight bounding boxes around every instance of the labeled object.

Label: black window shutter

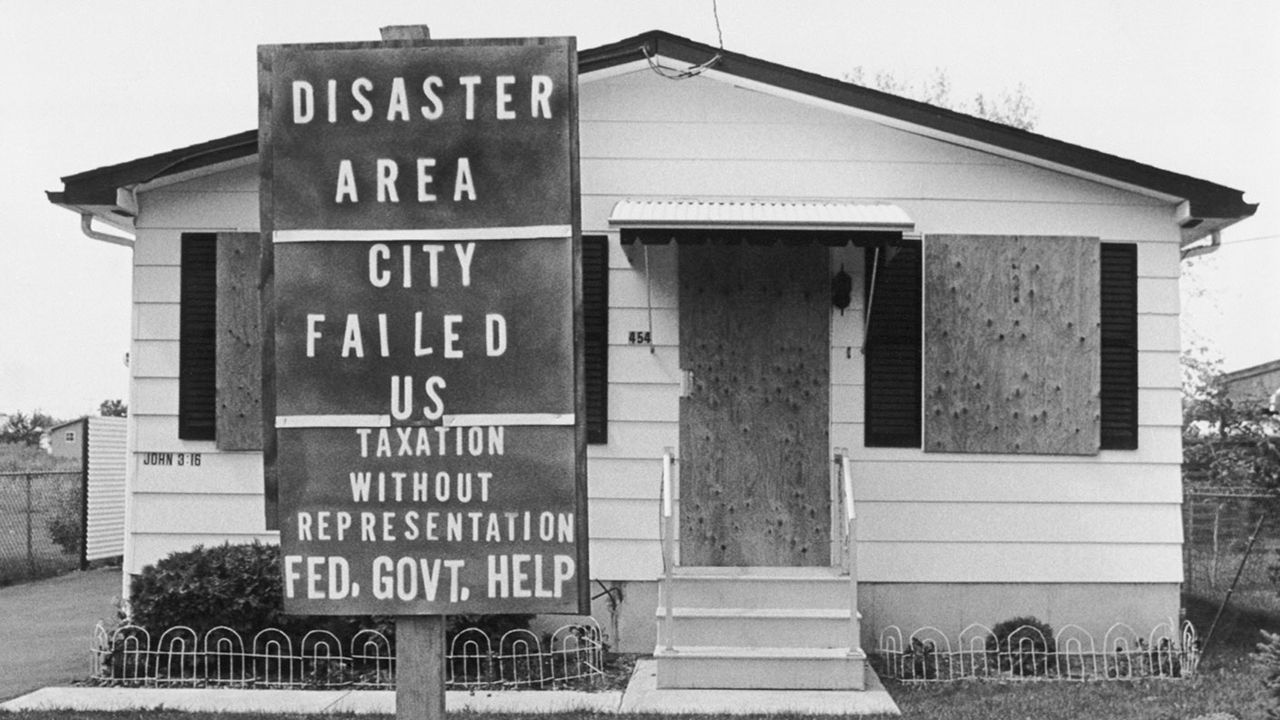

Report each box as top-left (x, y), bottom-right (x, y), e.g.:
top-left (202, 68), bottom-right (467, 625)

top-left (864, 245), bottom-right (922, 448)
top-left (1100, 243), bottom-right (1139, 450)
top-left (179, 233), bottom-right (217, 441)
top-left (583, 236), bottom-right (609, 444)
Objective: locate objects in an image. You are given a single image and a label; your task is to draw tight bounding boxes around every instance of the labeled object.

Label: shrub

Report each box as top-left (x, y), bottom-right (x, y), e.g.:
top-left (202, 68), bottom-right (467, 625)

top-left (1255, 629), bottom-right (1280, 718)
top-left (110, 542), bottom-right (541, 686)
top-left (903, 637), bottom-right (939, 680)
top-left (447, 613), bottom-right (533, 644)
top-left (44, 495), bottom-right (82, 557)
top-left (986, 616), bottom-right (1055, 676)
top-left (127, 542), bottom-right (529, 648)
top-left (128, 541), bottom-right (378, 641)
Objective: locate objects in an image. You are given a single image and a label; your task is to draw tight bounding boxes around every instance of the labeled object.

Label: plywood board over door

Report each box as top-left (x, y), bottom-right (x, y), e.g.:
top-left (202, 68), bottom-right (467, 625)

top-left (679, 243), bottom-right (830, 566)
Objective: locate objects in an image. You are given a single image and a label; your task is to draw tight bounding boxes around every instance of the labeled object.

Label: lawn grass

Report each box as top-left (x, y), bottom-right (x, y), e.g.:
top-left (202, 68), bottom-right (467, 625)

top-left (0, 715), bottom-right (383, 720)
top-left (877, 592), bottom-right (1273, 719)
top-left (887, 658), bottom-right (1263, 719)
top-left (0, 445), bottom-right (80, 473)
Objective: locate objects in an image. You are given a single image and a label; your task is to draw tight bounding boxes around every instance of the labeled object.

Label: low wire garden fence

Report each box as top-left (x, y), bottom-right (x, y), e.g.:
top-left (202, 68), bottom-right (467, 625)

top-left (875, 621), bottom-right (1198, 682)
top-left (90, 619), bottom-right (605, 689)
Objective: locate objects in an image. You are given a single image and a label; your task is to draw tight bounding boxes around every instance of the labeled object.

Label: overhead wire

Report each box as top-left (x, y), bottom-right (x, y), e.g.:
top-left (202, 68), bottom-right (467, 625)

top-left (644, 0), bottom-right (724, 80)
top-left (1223, 233), bottom-right (1280, 246)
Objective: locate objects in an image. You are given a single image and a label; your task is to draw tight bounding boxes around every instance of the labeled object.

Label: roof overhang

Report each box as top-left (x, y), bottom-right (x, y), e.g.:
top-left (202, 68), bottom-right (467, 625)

top-left (584, 32), bottom-right (1256, 245)
top-left (47, 30), bottom-right (1256, 246)
top-left (45, 130), bottom-right (259, 234)
top-left (610, 199), bottom-right (913, 245)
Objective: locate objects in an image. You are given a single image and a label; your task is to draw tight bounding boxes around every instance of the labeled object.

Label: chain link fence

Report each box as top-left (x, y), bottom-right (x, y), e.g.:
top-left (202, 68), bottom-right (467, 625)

top-left (0, 471), bottom-right (85, 585)
top-left (1183, 488), bottom-right (1280, 625)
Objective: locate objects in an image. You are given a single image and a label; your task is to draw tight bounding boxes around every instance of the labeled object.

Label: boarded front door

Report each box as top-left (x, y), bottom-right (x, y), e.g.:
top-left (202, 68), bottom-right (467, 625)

top-left (679, 243), bottom-right (830, 566)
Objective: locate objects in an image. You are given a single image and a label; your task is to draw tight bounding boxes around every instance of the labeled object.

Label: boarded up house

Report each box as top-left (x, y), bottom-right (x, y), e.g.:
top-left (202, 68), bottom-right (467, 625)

top-left (47, 31), bottom-right (1256, 689)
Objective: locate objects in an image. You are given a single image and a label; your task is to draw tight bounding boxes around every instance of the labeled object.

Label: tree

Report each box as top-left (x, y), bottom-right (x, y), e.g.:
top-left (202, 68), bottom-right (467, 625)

top-left (1, 410), bottom-right (61, 446)
top-left (1181, 346), bottom-right (1280, 491)
top-left (99, 399), bottom-right (127, 417)
top-left (844, 66), bottom-right (1038, 131)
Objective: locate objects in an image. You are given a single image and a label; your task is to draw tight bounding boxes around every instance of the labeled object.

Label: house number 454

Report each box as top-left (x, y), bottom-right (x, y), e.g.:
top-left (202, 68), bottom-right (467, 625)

top-left (628, 330), bottom-right (651, 345)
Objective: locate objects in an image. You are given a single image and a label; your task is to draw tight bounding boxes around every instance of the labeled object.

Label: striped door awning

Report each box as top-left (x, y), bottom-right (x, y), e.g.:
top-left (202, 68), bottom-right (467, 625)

top-left (608, 199), bottom-right (914, 245)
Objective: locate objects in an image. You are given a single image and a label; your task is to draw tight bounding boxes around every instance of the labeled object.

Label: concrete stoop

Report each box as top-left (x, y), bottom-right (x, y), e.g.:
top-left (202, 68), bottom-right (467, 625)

top-left (654, 646), bottom-right (868, 690)
top-left (622, 658), bottom-right (900, 715)
top-left (655, 566), bottom-right (868, 691)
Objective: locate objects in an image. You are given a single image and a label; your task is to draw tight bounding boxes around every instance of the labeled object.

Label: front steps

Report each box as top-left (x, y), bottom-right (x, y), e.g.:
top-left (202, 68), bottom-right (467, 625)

top-left (654, 566), bottom-right (866, 690)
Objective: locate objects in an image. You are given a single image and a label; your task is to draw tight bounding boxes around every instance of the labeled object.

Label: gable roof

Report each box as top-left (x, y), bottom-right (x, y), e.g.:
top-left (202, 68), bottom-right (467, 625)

top-left (48, 29), bottom-right (1256, 241)
top-left (47, 416), bottom-right (88, 434)
top-left (1223, 359), bottom-right (1280, 385)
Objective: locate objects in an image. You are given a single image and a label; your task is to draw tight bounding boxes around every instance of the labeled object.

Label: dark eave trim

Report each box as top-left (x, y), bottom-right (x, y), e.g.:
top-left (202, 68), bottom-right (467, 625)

top-left (49, 31), bottom-right (1255, 225)
top-left (582, 31), bottom-right (1255, 222)
top-left (54, 130), bottom-right (258, 206)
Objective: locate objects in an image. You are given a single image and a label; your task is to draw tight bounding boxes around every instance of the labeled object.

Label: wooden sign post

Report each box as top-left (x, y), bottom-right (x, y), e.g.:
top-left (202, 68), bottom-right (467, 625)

top-left (258, 34), bottom-right (585, 720)
top-left (398, 616), bottom-right (445, 718)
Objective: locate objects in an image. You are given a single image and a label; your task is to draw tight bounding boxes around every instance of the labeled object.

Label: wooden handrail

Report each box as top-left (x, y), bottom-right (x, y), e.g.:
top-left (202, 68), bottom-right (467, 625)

top-left (660, 448), bottom-right (676, 651)
top-left (835, 449), bottom-right (860, 652)
top-left (662, 451), bottom-right (674, 520)
top-left (842, 453), bottom-right (855, 526)
top-left (833, 449), bottom-right (855, 571)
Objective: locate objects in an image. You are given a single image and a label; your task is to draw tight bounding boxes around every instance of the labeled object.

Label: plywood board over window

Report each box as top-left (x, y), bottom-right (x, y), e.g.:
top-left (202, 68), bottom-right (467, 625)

top-left (216, 232), bottom-right (263, 451)
top-left (924, 235), bottom-right (1100, 455)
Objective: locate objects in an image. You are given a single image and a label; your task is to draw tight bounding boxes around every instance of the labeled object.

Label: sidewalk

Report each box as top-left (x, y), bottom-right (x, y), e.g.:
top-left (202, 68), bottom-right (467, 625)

top-left (0, 567), bottom-right (121, 702)
top-left (2, 687), bottom-right (622, 715)
top-left (1, 660), bottom-right (900, 716)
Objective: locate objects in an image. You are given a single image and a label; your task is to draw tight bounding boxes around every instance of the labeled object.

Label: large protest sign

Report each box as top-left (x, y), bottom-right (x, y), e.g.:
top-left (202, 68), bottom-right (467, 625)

top-left (259, 36), bottom-right (586, 616)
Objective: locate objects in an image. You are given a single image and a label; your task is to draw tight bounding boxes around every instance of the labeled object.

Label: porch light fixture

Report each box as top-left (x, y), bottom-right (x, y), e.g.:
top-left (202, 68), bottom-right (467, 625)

top-left (831, 264), bottom-right (852, 314)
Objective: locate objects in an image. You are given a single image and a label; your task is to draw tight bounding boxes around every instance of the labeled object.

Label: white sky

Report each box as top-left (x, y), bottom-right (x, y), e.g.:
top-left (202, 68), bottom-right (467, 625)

top-left (1, 0), bottom-right (1276, 419)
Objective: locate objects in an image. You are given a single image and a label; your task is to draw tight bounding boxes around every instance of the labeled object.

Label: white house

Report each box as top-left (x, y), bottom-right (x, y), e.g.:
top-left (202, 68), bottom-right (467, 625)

top-left (48, 30), bottom-right (1256, 689)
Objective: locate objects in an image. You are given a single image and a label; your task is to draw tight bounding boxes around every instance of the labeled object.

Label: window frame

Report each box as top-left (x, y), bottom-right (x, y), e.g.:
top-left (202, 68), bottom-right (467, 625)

top-left (862, 238), bottom-right (1140, 452)
top-left (582, 235), bottom-right (609, 445)
top-left (178, 232), bottom-right (218, 441)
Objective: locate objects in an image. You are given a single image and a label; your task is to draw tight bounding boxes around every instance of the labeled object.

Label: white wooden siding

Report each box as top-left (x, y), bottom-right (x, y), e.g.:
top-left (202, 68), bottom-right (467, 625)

top-left (857, 543), bottom-right (1182, 583)
top-left (132, 492), bottom-right (266, 534)
top-left (85, 417), bottom-right (127, 562)
top-left (134, 303), bottom-right (181, 340)
top-left (580, 69), bottom-right (1183, 584)
top-left (852, 461), bottom-right (1180, 504)
top-left (858, 503), bottom-right (1182, 543)
top-left (131, 533), bottom-right (278, 572)
top-left (136, 162), bottom-right (258, 231)
top-left (607, 346), bottom-right (682, 385)
top-left (582, 239), bottom-right (678, 578)
top-left (829, 386), bottom-right (1180, 428)
top-left (132, 378), bottom-right (180, 416)
top-left (126, 182), bottom-right (264, 574)
top-left (832, 425), bottom-right (1182, 464)
top-left (124, 66), bottom-right (1186, 586)
top-left (130, 451), bottom-right (264, 495)
top-left (583, 158), bottom-right (1153, 206)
